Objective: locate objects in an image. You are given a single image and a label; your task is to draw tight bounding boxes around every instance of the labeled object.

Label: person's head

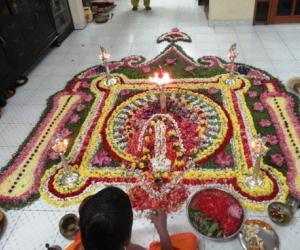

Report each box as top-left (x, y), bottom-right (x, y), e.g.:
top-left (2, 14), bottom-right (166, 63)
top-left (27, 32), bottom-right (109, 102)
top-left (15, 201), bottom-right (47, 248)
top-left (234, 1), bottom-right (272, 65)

top-left (79, 186), bottom-right (133, 250)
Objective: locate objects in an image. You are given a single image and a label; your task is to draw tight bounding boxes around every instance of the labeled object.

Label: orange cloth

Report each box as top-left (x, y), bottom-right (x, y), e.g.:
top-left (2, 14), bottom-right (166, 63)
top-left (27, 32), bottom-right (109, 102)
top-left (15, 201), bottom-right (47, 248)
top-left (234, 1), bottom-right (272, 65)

top-left (66, 231), bottom-right (198, 250)
top-left (149, 232), bottom-right (198, 250)
top-left (66, 232), bottom-right (82, 250)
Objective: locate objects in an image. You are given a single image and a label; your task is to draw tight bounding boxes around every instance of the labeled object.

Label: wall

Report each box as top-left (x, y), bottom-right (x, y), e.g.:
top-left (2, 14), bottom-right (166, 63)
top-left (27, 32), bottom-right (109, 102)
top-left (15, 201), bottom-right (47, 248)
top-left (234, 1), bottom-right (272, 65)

top-left (68, 0), bottom-right (87, 29)
top-left (209, 0), bottom-right (256, 23)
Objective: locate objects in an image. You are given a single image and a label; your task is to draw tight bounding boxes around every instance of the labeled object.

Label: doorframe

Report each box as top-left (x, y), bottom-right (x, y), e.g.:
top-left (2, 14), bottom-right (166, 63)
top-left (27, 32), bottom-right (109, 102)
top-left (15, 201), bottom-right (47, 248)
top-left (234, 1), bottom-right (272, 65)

top-left (269, 0), bottom-right (300, 23)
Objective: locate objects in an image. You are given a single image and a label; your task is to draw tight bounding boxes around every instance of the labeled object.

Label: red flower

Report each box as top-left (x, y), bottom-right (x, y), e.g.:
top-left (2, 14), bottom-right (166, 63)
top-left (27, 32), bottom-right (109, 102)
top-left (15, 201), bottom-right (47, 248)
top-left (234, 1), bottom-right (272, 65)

top-left (271, 153), bottom-right (284, 166)
top-left (191, 189), bottom-right (243, 236)
top-left (142, 66), bottom-right (151, 73)
top-left (184, 65), bottom-right (195, 72)
top-left (208, 87), bottom-right (219, 95)
top-left (60, 128), bottom-right (72, 137)
top-left (76, 103), bottom-right (86, 111)
top-left (92, 150), bottom-right (112, 166)
top-left (165, 58), bottom-right (176, 66)
top-left (83, 94), bottom-right (93, 102)
top-left (120, 89), bottom-right (131, 96)
top-left (248, 91), bottom-right (258, 98)
top-left (48, 151), bottom-right (60, 160)
top-left (264, 135), bottom-right (278, 145)
top-left (81, 81), bottom-right (90, 88)
top-left (259, 119), bottom-right (272, 127)
top-left (69, 114), bottom-right (80, 123)
top-left (215, 151), bottom-right (233, 168)
top-left (253, 79), bottom-right (262, 86)
top-left (253, 102), bottom-right (264, 111)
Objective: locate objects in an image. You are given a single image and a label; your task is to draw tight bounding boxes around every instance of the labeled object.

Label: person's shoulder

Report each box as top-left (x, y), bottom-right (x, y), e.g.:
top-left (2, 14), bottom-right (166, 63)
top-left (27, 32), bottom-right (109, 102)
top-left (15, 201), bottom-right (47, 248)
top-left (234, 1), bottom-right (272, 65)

top-left (128, 243), bottom-right (147, 250)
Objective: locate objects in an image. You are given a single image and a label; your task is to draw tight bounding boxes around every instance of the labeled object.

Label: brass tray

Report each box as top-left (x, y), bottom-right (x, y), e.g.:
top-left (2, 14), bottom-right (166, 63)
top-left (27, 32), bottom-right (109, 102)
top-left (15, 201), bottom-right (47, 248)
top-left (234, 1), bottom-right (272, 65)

top-left (239, 219), bottom-right (279, 250)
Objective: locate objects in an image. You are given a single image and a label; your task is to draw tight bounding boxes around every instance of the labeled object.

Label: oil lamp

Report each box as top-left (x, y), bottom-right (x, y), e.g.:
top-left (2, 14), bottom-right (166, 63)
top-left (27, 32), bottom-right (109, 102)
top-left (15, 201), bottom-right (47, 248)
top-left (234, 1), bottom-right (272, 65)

top-left (149, 67), bottom-right (171, 112)
top-left (52, 135), bottom-right (79, 185)
top-left (226, 43), bottom-right (238, 85)
top-left (245, 134), bottom-right (268, 188)
top-left (99, 46), bottom-right (118, 86)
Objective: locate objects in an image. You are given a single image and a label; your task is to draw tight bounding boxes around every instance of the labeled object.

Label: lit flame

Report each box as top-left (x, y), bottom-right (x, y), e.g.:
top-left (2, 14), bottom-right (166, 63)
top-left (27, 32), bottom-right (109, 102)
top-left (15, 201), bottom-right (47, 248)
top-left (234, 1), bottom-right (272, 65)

top-left (99, 52), bottom-right (110, 62)
top-left (52, 138), bottom-right (69, 154)
top-left (251, 137), bottom-right (268, 155)
top-left (149, 71), bottom-right (171, 86)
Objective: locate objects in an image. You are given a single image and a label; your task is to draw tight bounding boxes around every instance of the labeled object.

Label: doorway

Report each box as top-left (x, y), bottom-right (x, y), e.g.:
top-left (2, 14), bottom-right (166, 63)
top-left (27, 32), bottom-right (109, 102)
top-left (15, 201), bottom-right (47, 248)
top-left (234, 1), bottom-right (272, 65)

top-left (270, 0), bottom-right (300, 23)
top-left (254, 0), bottom-right (300, 24)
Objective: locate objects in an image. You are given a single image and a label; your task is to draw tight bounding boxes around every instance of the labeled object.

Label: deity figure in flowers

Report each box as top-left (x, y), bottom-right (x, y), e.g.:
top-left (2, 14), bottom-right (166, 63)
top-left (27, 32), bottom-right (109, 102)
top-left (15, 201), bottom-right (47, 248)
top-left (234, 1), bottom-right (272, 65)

top-left (136, 114), bottom-right (186, 172)
top-left (131, 0), bottom-right (151, 11)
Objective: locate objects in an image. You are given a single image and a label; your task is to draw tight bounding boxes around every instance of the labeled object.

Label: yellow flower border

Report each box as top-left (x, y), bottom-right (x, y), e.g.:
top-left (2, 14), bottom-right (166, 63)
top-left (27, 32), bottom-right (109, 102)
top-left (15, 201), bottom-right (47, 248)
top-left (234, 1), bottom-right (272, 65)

top-left (39, 74), bottom-right (289, 211)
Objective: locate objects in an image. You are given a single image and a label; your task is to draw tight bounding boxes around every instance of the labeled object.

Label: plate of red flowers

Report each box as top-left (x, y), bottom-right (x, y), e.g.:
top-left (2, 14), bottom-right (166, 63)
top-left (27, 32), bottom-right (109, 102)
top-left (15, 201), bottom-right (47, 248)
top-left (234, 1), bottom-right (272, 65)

top-left (187, 188), bottom-right (244, 241)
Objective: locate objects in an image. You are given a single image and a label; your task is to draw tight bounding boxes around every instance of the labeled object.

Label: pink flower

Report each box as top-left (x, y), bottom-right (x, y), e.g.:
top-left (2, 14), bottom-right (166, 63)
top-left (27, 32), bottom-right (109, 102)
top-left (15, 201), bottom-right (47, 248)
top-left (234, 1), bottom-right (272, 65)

top-left (264, 135), bottom-right (278, 145)
top-left (81, 81), bottom-right (90, 88)
top-left (228, 204), bottom-right (243, 219)
top-left (253, 80), bottom-right (262, 86)
top-left (142, 66), bottom-right (151, 73)
top-left (271, 153), bottom-right (284, 166)
top-left (120, 89), bottom-right (131, 96)
top-left (184, 65), bottom-right (195, 72)
top-left (83, 94), bottom-right (93, 102)
top-left (92, 150), bottom-right (112, 166)
top-left (69, 114), bottom-right (80, 123)
top-left (248, 91), bottom-right (258, 98)
top-left (60, 128), bottom-right (72, 137)
top-left (172, 27), bottom-right (179, 32)
top-left (165, 58), bottom-right (176, 66)
top-left (76, 103), bottom-right (86, 112)
top-left (208, 87), bottom-right (219, 95)
top-left (259, 119), bottom-right (272, 127)
top-left (215, 151), bottom-right (233, 168)
top-left (253, 102), bottom-right (264, 111)
top-left (48, 151), bottom-right (60, 160)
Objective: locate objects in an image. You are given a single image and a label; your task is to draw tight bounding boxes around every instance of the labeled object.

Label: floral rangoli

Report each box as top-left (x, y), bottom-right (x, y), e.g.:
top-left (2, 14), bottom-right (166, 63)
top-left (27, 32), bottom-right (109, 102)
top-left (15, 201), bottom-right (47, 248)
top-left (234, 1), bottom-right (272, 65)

top-left (1, 30), bottom-right (300, 212)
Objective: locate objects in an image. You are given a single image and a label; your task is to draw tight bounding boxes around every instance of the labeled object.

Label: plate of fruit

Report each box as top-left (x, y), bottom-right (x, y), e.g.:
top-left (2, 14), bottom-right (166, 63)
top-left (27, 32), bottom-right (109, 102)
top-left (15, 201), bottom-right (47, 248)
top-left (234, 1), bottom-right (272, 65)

top-left (187, 188), bottom-right (244, 241)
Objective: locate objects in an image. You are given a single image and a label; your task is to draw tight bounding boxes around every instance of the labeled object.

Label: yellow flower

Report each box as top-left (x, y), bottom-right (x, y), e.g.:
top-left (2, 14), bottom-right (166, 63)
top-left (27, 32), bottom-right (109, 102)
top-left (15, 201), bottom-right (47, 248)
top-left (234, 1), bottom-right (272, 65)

top-left (144, 136), bottom-right (150, 142)
top-left (143, 147), bottom-right (150, 153)
top-left (150, 121), bottom-right (156, 126)
top-left (141, 155), bottom-right (148, 160)
top-left (168, 130), bottom-right (176, 137)
top-left (139, 162), bottom-right (145, 169)
top-left (176, 151), bottom-right (184, 158)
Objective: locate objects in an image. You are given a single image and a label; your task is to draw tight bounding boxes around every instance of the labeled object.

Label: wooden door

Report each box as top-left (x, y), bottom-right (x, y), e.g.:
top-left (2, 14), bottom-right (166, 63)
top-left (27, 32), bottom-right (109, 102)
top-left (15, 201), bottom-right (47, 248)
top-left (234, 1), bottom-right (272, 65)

top-left (270, 0), bottom-right (300, 23)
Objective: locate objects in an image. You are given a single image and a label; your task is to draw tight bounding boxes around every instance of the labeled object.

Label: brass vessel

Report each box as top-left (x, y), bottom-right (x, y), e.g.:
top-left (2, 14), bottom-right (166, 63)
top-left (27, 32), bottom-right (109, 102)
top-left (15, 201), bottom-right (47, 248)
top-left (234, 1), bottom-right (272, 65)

top-left (59, 213), bottom-right (79, 240)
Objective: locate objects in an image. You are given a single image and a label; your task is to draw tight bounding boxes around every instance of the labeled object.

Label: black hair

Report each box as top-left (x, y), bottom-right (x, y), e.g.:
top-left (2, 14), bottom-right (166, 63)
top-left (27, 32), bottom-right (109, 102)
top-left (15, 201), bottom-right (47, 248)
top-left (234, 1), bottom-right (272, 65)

top-left (79, 186), bottom-right (133, 250)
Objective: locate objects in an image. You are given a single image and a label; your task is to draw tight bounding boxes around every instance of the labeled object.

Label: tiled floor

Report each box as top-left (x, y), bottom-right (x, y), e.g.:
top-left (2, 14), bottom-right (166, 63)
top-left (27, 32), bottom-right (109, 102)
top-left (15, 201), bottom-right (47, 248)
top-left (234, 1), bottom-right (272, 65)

top-left (0, 0), bottom-right (300, 249)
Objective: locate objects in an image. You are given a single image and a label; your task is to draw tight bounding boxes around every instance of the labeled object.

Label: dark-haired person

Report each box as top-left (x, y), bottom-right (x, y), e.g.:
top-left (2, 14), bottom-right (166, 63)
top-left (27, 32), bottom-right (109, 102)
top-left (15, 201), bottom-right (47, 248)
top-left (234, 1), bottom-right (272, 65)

top-left (67, 186), bottom-right (198, 250)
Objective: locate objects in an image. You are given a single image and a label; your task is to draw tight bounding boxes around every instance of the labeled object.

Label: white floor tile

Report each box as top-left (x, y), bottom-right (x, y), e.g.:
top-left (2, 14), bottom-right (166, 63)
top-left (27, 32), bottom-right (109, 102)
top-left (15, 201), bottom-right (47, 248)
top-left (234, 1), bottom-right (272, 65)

top-left (2, 211), bottom-right (65, 250)
top-left (0, 210), bottom-right (22, 249)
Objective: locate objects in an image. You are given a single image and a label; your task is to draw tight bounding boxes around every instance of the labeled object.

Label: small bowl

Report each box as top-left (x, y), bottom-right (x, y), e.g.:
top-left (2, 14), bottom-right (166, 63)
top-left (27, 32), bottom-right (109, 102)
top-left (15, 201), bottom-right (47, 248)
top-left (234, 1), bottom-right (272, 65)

top-left (186, 188), bottom-right (244, 241)
top-left (268, 202), bottom-right (293, 225)
top-left (59, 213), bottom-right (79, 240)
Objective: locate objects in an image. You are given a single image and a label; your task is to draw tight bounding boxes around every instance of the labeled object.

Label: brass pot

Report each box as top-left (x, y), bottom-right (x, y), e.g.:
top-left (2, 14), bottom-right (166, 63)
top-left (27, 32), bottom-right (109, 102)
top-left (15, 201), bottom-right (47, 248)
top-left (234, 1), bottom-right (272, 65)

top-left (59, 213), bottom-right (79, 240)
top-left (0, 210), bottom-right (5, 238)
top-left (268, 202), bottom-right (293, 225)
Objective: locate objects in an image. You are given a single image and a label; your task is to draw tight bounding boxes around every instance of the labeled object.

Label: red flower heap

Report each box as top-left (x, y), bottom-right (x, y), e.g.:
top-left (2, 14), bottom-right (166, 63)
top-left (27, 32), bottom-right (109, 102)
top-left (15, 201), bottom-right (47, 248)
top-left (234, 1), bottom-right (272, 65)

top-left (190, 189), bottom-right (243, 237)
